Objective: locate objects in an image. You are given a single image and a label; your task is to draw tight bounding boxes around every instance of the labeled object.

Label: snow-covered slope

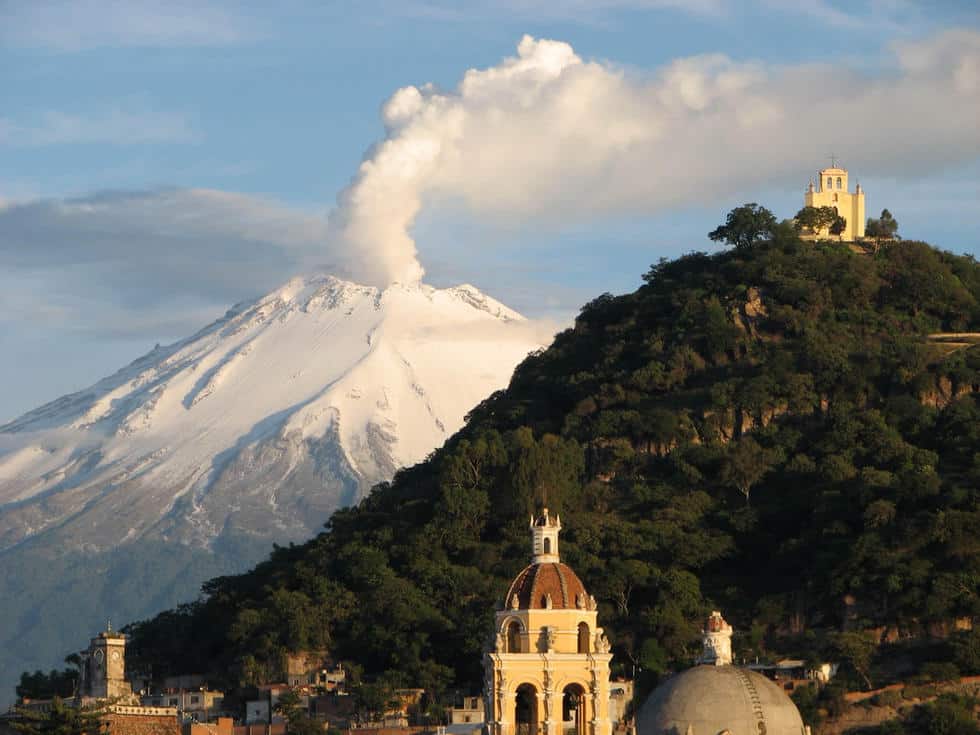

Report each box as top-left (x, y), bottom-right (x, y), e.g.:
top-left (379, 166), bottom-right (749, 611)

top-left (0, 276), bottom-right (539, 550)
top-left (0, 276), bottom-right (543, 700)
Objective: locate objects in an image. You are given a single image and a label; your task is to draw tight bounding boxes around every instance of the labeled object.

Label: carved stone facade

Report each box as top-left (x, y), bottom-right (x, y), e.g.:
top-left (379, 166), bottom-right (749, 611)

top-left (484, 509), bottom-right (612, 735)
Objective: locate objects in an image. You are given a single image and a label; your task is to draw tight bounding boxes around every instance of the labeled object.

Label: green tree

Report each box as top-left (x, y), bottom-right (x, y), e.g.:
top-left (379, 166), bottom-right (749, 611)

top-left (708, 204), bottom-right (777, 249)
top-left (353, 681), bottom-right (399, 724)
top-left (720, 437), bottom-right (774, 506)
top-left (952, 629), bottom-right (980, 674)
top-left (275, 688), bottom-right (323, 735)
top-left (867, 209), bottom-right (899, 251)
top-left (794, 206), bottom-right (838, 235)
top-left (829, 631), bottom-right (877, 690)
top-left (12, 697), bottom-right (105, 735)
top-left (16, 669), bottom-right (76, 700)
top-left (829, 215), bottom-right (847, 240)
top-left (913, 695), bottom-right (979, 735)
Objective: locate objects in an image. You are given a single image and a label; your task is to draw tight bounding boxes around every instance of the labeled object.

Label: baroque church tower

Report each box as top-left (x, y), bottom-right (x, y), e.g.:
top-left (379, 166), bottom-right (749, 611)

top-left (803, 160), bottom-right (866, 241)
top-left (485, 509), bottom-right (613, 735)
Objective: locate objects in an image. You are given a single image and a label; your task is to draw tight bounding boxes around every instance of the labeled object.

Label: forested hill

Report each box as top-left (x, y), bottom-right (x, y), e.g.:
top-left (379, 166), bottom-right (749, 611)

top-left (125, 227), bottom-right (980, 700)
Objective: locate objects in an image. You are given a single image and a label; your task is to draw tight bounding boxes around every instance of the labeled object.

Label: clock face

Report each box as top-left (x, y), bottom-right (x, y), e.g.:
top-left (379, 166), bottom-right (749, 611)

top-left (110, 650), bottom-right (121, 661)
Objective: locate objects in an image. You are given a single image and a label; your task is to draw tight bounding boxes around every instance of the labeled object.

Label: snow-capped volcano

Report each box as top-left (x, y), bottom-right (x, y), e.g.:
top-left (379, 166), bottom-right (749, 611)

top-left (0, 276), bottom-right (543, 698)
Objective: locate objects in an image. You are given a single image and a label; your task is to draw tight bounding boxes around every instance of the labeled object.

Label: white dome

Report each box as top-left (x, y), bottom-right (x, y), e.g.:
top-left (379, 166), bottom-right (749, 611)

top-left (637, 664), bottom-right (806, 735)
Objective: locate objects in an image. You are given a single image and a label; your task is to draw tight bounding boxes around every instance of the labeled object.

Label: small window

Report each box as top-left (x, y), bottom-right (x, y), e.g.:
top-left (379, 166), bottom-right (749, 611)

top-left (191, 696), bottom-right (200, 704)
top-left (578, 622), bottom-right (590, 653)
top-left (543, 538), bottom-right (551, 554)
top-left (833, 193), bottom-right (838, 202)
top-left (826, 177), bottom-right (832, 189)
top-left (836, 177), bottom-right (842, 189)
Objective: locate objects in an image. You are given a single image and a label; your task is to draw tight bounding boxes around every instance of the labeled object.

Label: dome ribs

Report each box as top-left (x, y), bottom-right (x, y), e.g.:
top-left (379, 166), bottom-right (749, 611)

top-left (505, 562), bottom-right (588, 610)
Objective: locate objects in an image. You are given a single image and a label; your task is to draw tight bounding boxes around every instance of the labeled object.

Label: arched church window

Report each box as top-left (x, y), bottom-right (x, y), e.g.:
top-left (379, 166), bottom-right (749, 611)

top-left (826, 177), bottom-right (832, 189)
top-left (507, 621), bottom-right (522, 653)
top-left (836, 177), bottom-right (842, 189)
top-left (543, 538), bottom-right (551, 554)
top-left (577, 622), bottom-right (590, 653)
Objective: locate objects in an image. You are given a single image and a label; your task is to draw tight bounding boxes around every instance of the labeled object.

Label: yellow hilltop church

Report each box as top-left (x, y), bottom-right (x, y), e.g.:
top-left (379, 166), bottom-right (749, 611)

top-left (804, 160), bottom-right (865, 241)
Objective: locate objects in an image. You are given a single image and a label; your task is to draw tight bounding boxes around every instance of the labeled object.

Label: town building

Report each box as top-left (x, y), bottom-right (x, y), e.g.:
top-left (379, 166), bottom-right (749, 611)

top-left (449, 695), bottom-right (485, 725)
top-left (636, 612), bottom-right (807, 735)
top-left (803, 161), bottom-right (866, 241)
top-left (484, 508), bottom-right (613, 735)
top-left (141, 689), bottom-right (225, 718)
top-left (607, 680), bottom-right (633, 731)
top-left (6, 624), bottom-right (181, 735)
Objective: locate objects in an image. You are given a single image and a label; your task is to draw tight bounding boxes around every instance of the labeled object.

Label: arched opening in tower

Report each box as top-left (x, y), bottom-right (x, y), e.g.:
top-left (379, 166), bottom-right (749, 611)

top-left (515, 683), bottom-right (539, 735)
top-left (577, 622), bottom-right (590, 653)
top-left (507, 621), bottom-right (522, 653)
top-left (562, 684), bottom-right (587, 735)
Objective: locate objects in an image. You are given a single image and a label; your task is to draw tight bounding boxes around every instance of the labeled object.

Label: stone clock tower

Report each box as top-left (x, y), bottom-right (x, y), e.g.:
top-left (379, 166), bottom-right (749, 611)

top-left (485, 509), bottom-right (613, 735)
top-left (79, 623), bottom-right (133, 701)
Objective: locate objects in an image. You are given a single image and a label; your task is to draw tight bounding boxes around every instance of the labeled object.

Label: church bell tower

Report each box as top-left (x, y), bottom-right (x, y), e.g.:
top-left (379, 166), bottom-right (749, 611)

top-left (484, 509), bottom-right (613, 735)
top-left (79, 623), bottom-right (133, 701)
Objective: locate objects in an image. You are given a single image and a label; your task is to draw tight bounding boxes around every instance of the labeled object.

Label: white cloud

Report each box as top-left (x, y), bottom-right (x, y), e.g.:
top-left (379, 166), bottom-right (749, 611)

top-left (323, 30), bottom-right (980, 288)
top-left (0, 108), bottom-right (198, 147)
top-left (0, 0), bottom-right (249, 50)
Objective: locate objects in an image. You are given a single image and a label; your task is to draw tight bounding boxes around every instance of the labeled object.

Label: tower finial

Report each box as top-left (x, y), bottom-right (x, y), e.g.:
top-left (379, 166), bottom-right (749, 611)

top-left (829, 153), bottom-right (839, 169)
top-left (107, 619), bottom-right (112, 634)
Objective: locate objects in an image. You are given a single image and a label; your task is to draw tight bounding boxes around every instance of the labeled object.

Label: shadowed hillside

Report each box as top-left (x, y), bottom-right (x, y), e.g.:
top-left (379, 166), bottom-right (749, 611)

top-left (119, 228), bottom-right (980, 704)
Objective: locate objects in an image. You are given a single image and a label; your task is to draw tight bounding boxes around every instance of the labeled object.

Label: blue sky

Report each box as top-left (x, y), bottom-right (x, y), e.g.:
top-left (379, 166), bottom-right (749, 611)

top-left (1, 0), bottom-right (979, 421)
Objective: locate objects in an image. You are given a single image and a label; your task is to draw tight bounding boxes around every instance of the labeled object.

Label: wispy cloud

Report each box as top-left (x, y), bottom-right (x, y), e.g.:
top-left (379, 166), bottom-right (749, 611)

top-left (759, 0), bottom-right (958, 35)
top-left (0, 189), bottom-right (328, 336)
top-left (0, 0), bottom-right (252, 51)
top-left (0, 108), bottom-right (199, 147)
top-left (378, 0), bottom-right (725, 24)
top-left (377, 0), bottom-right (959, 34)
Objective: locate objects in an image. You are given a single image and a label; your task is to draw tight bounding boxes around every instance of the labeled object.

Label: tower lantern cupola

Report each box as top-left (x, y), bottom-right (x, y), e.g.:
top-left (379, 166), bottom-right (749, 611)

top-left (698, 611), bottom-right (733, 666)
top-left (530, 506), bottom-right (561, 563)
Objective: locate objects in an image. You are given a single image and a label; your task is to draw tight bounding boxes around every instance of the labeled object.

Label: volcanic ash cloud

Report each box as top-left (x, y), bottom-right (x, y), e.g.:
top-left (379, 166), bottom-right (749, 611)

top-left (325, 31), bottom-right (980, 289)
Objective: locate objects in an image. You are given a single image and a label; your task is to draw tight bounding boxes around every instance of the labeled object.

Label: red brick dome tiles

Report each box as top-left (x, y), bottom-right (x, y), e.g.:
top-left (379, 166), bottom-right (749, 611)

top-left (505, 562), bottom-right (588, 610)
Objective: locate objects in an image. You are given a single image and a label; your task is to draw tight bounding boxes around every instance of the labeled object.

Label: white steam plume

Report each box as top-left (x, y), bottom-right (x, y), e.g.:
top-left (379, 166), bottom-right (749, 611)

top-left (328, 31), bottom-right (980, 288)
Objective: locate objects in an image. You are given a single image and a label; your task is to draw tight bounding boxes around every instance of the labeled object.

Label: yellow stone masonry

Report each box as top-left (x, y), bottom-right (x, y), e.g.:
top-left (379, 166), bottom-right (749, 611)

top-left (484, 509), bottom-right (613, 735)
top-left (804, 165), bottom-right (866, 241)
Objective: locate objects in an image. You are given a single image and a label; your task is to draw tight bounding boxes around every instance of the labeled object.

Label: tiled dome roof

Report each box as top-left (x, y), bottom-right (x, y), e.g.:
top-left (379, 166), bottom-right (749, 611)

top-left (505, 562), bottom-right (588, 610)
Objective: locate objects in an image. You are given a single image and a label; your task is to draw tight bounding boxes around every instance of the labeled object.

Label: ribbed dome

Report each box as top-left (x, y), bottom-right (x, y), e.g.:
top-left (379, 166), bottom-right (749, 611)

top-left (505, 562), bottom-right (588, 610)
top-left (637, 665), bottom-right (806, 735)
